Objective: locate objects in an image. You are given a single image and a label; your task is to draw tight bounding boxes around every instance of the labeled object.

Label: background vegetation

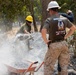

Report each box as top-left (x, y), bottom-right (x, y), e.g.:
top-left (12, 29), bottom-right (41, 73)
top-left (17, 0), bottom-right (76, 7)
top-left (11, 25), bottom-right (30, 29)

top-left (0, 0), bottom-right (76, 31)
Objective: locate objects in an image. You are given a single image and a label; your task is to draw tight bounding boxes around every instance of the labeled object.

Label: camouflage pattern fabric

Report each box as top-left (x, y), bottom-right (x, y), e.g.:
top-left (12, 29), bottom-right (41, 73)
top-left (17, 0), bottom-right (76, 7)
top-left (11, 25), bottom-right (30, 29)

top-left (44, 41), bottom-right (70, 75)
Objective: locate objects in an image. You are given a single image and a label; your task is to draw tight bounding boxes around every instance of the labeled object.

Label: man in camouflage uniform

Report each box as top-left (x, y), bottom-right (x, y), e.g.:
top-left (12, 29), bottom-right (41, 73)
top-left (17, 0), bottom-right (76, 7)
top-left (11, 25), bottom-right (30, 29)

top-left (41, 1), bottom-right (76, 75)
top-left (17, 15), bottom-right (33, 34)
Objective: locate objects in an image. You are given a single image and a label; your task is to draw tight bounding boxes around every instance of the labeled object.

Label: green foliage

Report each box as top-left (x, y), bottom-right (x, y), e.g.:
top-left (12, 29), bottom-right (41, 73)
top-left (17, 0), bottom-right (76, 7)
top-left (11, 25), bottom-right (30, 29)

top-left (0, 0), bottom-right (28, 21)
top-left (0, 0), bottom-right (42, 22)
top-left (0, 0), bottom-right (76, 23)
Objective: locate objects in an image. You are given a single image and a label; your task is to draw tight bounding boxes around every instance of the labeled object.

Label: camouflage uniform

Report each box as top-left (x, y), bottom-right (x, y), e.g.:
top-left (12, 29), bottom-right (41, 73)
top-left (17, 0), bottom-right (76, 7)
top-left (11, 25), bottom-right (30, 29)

top-left (44, 41), bottom-right (70, 75)
top-left (43, 15), bottom-right (73, 75)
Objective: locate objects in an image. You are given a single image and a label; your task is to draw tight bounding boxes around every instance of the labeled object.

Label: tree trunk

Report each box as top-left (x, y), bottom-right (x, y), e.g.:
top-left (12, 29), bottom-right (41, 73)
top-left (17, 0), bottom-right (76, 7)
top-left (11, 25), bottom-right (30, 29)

top-left (40, 0), bottom-right (51, 31)
top-left (29, 0), bottom-right (38, 32)
top-left (31, 0), bottom-right (38, 31)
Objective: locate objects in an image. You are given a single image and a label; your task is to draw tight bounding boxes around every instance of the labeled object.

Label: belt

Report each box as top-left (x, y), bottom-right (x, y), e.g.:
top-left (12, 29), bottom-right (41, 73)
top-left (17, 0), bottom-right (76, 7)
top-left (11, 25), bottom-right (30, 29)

top-left (51, 40), bottom-right (64, 43)
top-left (48, 40), bottom-right (64, 47)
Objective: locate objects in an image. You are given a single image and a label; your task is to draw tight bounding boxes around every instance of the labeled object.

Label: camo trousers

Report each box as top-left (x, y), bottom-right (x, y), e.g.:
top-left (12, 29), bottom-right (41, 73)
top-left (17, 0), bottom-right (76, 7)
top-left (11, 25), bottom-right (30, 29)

top-left (44, 41), bottom-right (70, 75)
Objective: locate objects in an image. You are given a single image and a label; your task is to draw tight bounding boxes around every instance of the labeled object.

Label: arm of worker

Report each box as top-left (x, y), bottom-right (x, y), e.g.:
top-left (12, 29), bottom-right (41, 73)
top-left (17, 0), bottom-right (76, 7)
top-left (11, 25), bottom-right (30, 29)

top-left (64, 25), bottom-right (76, 39)
top-left (66, 13), bottom-right (74, 22)
top-left (41, 18), bottom-right (51, 44)
top-left (59, 13), bottom-right (68, 18)
top-left (41, 28), bottom-right (50, 44)
top-left (59, 12), bottom-right (74, 22)
top-left (24, 30), bottom-right (30, 34)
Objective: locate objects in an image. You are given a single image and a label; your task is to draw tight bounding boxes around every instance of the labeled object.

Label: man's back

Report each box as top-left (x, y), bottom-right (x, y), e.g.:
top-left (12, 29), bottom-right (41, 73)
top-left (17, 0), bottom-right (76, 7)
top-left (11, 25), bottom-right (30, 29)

top-left (43, 15), bottom-right (72, 41)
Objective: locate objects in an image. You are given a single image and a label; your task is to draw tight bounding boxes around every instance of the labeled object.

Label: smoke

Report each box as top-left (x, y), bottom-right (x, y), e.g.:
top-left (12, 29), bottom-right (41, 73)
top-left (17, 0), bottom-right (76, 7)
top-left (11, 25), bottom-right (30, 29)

top-left (0, 63), bottom-right (8, 75)
top-left (0, 33), bottom-right (29, 75)
top-left (0, 32), bottom-right (48, 75)
top-left (0, 33), bottom-right (10, 75)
